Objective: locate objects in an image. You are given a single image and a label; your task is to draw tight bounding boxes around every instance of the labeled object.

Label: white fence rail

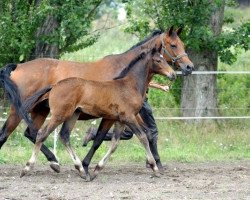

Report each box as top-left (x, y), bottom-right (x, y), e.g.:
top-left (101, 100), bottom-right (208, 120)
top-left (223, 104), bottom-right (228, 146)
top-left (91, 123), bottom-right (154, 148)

top-left (176, 71), bottom-right (250, 75)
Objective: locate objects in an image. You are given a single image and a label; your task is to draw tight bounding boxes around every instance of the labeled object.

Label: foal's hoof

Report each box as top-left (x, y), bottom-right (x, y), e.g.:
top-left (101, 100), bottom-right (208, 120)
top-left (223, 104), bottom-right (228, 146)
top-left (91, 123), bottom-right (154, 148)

top-left (50, 162), bottom-right (60, 173)
top-left (20, 169), bottom-right (28, 178)
top-left (150, 171), bottom-right (161, 178)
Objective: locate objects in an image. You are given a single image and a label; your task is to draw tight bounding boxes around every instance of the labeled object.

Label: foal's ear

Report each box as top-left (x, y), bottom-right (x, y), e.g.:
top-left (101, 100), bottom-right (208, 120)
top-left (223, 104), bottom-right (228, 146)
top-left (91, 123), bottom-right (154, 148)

top-left (176, 27), bottom-right (183, 36)
top-left (167, 26), bottom-right (174, 36)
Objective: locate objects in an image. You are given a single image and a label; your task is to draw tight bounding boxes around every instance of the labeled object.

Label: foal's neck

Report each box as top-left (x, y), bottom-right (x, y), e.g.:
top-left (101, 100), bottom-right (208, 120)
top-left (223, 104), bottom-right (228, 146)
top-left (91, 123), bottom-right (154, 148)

top-left (125, 57), bottom-right (151, 97)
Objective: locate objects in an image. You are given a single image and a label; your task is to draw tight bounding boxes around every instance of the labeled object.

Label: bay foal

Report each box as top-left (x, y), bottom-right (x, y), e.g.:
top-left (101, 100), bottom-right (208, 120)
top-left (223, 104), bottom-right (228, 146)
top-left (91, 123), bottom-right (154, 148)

top-left (21, 49), bottom-right (176, 180)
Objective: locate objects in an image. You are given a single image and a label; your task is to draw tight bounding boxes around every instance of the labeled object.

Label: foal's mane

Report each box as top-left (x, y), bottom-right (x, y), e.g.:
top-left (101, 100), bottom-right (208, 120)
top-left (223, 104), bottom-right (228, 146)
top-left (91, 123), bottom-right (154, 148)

top-left (114, 48), bottom-right (157, 80)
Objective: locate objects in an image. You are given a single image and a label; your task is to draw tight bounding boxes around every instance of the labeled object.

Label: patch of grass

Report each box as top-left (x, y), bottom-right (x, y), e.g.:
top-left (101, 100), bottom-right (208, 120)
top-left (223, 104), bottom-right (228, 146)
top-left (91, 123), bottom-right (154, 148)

top-left (0, 121), bottom-right (249, 165)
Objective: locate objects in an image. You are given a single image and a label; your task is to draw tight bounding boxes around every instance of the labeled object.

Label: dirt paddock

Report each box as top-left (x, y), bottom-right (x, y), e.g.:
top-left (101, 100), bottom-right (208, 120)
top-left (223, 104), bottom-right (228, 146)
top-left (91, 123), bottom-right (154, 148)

top-left (0, 161), bottom-right (249, 200)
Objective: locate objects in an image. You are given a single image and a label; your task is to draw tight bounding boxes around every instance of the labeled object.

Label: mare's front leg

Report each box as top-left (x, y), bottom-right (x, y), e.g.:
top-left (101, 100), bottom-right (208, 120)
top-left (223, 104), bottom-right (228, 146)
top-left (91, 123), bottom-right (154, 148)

top-left (0, 106), bottom-right (21, 148)
top-left (92, 122), bottom-right (125, 180)
top-left (125, 116), bottom-right (160, 178)
top-left (20, 117), bottom-right (61, 177)
top-left (82, 119), bottom-right (115, 181)
top-left (58, 111), bottom-right (86, 178)
top-left (24, 105), bottom-right (60, 173)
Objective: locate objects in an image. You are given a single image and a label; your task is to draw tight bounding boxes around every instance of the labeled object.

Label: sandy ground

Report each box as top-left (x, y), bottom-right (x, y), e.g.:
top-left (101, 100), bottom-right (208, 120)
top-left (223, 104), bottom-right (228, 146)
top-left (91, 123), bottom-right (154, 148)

top-left (0, 161), bottom-right (249, 200)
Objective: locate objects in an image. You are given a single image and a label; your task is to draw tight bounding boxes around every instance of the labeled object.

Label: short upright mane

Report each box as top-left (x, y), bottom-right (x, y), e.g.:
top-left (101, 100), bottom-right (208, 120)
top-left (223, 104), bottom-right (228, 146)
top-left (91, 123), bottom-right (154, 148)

top-left (113, 52), bottom-right (146, 80)
top-left (128, 30), bottom-right (162, 51)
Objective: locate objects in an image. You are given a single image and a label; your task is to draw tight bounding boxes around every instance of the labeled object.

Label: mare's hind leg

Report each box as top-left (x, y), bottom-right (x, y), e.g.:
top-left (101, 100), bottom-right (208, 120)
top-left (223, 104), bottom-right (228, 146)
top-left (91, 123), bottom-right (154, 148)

top-left (82, 119), bottom-right (115, 181)
top-left (92, 122), bottom-right (125, 180)
top-left (25, 106), bottom-right (60, 173)
top-left (0, 106), bottom-right (21, 148)
top-left (125, 116), bottom-right (160, 177)
top-left (58, 112), bottom-right (85, 178)
top-left (21, 117), bottom-right (61, 177)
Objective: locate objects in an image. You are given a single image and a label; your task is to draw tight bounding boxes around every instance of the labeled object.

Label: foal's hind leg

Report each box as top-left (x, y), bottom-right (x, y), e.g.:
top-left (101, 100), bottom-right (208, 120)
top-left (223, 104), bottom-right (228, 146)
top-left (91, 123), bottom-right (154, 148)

top-left (21, 117), bottom-right (61, 177)
top-left (92, 122), bottom-right (125, 180)
top-left (0, 106), bottom-right (21, 148)
top-left (25, 107), bottom-right (60, 173)
top-left (58, 112), bottom-right (85, 178)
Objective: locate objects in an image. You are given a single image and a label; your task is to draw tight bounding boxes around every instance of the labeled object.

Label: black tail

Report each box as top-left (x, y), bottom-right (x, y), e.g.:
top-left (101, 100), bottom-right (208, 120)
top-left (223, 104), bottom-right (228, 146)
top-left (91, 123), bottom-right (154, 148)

top-left (0, 64), bottom-right (32, 124)
top-left (21, 86), bottom-right (52, 128)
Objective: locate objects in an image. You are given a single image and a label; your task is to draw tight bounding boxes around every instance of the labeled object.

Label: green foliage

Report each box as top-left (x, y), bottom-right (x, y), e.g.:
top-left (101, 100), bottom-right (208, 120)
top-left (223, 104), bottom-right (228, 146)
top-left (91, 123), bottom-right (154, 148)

top-left (216, 21), bottom-right (250, 64)
top-left (0, 0), bottom-right (102, 66)
top-left (124, 0), bottom-right (249, 62)
top-left (0, 0), bottom-right (48, 65)
top-left (218, 50), bottom-right (250, 117)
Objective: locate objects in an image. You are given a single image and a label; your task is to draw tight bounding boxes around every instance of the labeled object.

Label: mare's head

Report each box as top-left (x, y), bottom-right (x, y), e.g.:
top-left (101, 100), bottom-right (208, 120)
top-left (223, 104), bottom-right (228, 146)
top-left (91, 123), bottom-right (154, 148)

top-left (161, 26), bottom-right (194, 75)
top-left (150, 49), bottom-right (176, 81)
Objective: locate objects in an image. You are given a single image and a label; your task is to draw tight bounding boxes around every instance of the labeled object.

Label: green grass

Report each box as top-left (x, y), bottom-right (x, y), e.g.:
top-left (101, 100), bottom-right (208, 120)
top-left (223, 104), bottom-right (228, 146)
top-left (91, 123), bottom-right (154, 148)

top-left (0, 121), bottom-right (249, 165)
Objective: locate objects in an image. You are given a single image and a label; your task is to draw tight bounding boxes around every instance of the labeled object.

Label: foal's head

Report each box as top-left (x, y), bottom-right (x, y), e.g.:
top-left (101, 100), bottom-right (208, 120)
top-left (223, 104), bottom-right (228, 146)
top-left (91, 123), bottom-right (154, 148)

top-left (150, 50), bottom-right (176, 81)
top-left (161, 26), bottom-right (194, 75)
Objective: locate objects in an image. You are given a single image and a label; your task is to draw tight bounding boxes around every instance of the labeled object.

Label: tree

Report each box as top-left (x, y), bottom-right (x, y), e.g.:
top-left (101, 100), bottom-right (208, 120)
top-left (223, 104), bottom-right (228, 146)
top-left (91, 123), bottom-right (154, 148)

top-left (124, 0), bottom-right (250, 121)
top-left (0, 0), bottom-right (103, 65)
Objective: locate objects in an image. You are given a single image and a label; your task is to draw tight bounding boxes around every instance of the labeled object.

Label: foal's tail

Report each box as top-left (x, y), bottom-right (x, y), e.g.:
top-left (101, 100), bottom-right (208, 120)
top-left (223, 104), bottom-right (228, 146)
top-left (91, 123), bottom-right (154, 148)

top-left (21, 86), bottom-right (53, 128)
top-left (0, 63), bottom-right (30, 123)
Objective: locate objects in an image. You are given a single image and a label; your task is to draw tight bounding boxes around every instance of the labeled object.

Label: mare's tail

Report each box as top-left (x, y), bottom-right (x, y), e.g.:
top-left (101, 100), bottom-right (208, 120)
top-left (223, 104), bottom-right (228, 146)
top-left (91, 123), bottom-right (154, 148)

top-left (21, 86), bottom-right (52, 128)
top-left (0, 64), bottom-right (32, 124)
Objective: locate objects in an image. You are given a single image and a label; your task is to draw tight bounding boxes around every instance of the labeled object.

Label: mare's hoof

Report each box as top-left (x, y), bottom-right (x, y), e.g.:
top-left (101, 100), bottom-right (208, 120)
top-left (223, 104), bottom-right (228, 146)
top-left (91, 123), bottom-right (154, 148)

top-left (85, 173), bottom-right (96, 182)
top-left (85, 174), bottom-right (92, 182)
top-left (50, 162), bottom-right (60, 173)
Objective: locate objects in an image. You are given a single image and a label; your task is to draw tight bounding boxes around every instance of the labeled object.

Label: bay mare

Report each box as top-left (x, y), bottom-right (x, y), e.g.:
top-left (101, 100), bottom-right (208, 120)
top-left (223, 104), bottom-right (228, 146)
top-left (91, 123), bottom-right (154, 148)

top-left (0, 27), bottom-right (194, 172)
top-left (21, 49), bottom-right (176, 180)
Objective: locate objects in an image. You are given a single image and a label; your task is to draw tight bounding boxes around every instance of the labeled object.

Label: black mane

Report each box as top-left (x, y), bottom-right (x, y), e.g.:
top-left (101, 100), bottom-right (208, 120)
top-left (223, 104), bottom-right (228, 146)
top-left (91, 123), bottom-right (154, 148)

top-left (113, 52), bottom-right (146, 80)
top-left (113, 30), bottom-right (163, 80)
top-left (128, 30), bottom-right (163, 51)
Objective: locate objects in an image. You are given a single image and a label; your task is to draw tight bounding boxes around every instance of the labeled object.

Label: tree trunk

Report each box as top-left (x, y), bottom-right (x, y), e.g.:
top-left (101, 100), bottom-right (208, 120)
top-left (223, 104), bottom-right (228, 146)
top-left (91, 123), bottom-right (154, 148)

top-left (181, 1), bottom-right (225, 122)
top-left (29, 0), bottom-right (59, 60)
top-left (29, 15), bottom-right (59, 60)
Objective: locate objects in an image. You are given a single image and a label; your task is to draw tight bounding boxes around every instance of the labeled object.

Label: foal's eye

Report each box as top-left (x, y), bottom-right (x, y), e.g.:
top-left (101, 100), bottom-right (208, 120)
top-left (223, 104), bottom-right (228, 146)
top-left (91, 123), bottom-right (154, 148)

top-left (170, 44), bottom-right (177, 48)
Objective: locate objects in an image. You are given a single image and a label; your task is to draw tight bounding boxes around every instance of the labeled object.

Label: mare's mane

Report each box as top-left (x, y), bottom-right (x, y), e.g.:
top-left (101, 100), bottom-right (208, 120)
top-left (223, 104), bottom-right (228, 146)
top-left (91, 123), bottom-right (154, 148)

top-left (128, 30), bottom-right (162, 51)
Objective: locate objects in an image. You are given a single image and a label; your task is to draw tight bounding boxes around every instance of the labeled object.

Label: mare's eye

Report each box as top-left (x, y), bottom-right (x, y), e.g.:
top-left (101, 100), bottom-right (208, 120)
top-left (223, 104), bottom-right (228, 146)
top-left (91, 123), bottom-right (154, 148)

top-left (170, 44), bottom-right (176, 48)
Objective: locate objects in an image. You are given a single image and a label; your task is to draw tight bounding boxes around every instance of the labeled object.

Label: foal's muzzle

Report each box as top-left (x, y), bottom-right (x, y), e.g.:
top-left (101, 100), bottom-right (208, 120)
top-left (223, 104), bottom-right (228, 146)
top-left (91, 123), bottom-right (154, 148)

top-left (167, 72), bottom-right (176, 81)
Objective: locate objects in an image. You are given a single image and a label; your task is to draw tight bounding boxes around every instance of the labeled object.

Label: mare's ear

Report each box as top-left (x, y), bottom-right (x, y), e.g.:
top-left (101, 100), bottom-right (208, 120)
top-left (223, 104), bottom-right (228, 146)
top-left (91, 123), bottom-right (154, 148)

top-left (167, 26), bottom-right (174, 36)
top-left (176, 27), bottom-right (183, 35)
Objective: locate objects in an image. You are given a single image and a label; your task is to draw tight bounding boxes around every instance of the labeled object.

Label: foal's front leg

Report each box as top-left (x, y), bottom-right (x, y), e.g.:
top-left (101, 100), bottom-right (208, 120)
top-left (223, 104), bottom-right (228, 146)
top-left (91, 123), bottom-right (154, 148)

top-left (92, 122), bottom-right (125, 180)
top-left (82, 119), bottom-right (115, 181)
